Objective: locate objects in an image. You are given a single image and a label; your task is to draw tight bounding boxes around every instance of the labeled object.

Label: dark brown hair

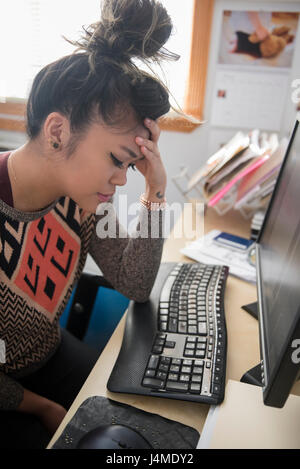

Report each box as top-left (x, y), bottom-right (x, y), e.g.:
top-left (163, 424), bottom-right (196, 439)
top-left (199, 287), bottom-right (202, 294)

top-left (26, 0), bottom-right (179, 147)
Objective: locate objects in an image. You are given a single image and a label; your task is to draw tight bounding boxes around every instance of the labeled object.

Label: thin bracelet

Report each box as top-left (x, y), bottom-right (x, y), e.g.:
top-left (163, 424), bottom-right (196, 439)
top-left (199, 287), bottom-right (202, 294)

top-left (140, 193), bottom-right (167, 211)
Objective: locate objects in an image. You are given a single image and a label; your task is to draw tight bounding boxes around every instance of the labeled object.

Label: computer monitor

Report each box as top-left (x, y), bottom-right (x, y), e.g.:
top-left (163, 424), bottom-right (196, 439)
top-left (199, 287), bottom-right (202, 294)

top-left (256, 119), bottom-right (300, 408)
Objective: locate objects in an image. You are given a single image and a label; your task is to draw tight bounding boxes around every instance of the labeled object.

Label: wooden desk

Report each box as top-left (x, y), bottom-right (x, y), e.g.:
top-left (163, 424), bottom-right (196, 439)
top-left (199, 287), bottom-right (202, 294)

top-left (47, 204), bottom-right (282, 448)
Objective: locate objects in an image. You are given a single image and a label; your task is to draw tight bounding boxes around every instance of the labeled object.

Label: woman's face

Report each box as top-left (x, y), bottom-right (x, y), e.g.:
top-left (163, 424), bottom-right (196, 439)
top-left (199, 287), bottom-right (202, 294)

top-left (62, 120), bottom-right (149, 213)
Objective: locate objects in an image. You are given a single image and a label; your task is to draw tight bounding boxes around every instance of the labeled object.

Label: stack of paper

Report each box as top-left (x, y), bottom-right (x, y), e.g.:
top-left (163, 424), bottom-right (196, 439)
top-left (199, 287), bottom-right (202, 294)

top-left (189, 130), bottom-right (288, 217)
top-left (234, 137), bottom-right (288, 218)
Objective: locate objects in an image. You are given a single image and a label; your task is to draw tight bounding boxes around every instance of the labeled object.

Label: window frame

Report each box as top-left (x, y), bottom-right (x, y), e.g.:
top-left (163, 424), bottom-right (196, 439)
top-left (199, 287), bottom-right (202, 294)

top-left (0, 0), bottom-right (214, 135)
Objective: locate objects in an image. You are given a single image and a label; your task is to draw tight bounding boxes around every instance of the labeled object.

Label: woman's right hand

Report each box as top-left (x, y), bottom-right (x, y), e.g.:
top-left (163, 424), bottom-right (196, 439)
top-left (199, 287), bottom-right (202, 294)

top-left (37, 399), bottom-right (67, 435)
top-left (18, 388), bottom-right (67, 436)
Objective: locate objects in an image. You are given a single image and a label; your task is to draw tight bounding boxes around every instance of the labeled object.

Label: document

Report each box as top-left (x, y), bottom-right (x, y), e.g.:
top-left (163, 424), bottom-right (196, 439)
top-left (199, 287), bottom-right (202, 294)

top-left (180, 230), bottom-right (256, 283)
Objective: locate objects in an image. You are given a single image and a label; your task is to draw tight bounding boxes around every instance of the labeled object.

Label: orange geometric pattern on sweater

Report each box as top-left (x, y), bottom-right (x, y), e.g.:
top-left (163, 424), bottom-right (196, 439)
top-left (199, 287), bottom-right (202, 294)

top-left (14, 212), bottom-right (80, 314)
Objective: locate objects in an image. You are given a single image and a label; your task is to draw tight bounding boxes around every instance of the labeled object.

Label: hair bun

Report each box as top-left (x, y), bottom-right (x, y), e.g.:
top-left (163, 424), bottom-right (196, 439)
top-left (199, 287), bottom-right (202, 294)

top-left (67, 0), bottom-right (178, 70)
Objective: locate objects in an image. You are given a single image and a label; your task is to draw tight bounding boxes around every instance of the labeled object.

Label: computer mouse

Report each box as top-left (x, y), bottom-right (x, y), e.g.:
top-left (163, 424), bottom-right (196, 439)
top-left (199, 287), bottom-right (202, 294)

top-left (76, 424), bottom-right (152, 449)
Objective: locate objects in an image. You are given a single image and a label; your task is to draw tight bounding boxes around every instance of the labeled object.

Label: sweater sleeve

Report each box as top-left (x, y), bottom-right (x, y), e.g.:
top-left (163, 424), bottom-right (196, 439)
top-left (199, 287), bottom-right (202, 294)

top-left (88, 203), bottom-right (166, 303)
top-left (0, 371), bottom-right (24, 411)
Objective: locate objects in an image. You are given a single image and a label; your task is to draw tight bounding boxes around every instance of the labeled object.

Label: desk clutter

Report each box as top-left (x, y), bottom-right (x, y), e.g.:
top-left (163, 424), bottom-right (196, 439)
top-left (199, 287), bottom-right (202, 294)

top-left (181, 230), bottom-right (256, 284)
top-left (174, 129), bottom-right (288, 219)
top-left (51, 396), bottom-right (200, 450)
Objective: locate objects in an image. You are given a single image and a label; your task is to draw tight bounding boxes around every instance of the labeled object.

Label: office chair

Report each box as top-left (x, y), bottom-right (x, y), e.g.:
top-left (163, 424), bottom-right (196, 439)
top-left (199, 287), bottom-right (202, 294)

top-left (64, 272), bottom-right (130, 353)
top-left (65, 273), bottom-right (117, 340)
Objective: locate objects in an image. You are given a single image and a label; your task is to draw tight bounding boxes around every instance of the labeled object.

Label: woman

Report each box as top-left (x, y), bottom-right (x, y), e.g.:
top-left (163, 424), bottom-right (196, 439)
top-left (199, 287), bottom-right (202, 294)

top-left (0, 0), bottom-right (177, 448)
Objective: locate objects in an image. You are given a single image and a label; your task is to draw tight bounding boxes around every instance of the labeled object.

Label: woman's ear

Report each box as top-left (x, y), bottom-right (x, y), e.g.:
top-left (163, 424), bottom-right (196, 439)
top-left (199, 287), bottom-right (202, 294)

top-left (43, 112), bottom-right (71, 149)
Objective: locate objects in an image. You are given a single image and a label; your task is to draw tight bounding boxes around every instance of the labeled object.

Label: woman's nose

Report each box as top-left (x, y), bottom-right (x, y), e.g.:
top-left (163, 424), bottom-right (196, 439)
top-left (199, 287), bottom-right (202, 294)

top-left (110, 168), bottom-right (127, 187)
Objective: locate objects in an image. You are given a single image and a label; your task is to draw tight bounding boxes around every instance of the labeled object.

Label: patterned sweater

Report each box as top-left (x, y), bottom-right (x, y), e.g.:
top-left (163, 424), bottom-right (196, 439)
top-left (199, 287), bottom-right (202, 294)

top-left (0, 151), bottom-right (165, 410)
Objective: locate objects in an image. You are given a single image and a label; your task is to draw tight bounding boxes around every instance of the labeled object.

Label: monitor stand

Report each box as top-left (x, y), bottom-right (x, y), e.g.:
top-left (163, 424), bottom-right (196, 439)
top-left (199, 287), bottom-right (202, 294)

top-left (240, 301), bottom-right (263, 386)
top-left (240, 301), bottom-right (300, 387)
top-left (240, 363), bottom-right (263, 387)
top-left (241, 301), bottom-right (258, 320)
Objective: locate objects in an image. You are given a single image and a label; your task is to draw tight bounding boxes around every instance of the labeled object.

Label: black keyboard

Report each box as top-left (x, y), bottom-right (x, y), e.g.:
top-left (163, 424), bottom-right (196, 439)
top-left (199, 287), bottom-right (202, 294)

top-left (107, 262), bottom-right (229, 405)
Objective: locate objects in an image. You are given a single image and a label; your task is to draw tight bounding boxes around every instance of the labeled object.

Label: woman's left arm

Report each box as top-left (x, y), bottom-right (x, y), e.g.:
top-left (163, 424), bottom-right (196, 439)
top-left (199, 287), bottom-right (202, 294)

top-left (88, 204), bottom-right (165, 302)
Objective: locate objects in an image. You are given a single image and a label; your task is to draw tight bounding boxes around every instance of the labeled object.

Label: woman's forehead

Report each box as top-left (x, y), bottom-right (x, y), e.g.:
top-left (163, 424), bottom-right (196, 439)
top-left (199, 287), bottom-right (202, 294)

top-left (116, 120), bottom-right (150, 138)
top-left (93, 118), bottom-right (150, 138)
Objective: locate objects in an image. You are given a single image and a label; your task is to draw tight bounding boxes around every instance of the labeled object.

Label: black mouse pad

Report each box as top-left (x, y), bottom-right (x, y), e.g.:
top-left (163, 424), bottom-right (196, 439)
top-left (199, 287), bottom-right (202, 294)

top-left (51, 396), bottom-right (200, 449)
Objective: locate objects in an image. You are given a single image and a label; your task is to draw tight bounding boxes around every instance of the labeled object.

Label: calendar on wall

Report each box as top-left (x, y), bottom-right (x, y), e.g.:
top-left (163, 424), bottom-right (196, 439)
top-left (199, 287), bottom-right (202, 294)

top-left (211, 69), bottom-right (289, 131)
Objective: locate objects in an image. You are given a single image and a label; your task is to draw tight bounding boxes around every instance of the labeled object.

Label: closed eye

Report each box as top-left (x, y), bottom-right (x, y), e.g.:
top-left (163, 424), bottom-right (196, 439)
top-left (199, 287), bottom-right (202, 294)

top-left (110, 153), bottom-right (136, 171)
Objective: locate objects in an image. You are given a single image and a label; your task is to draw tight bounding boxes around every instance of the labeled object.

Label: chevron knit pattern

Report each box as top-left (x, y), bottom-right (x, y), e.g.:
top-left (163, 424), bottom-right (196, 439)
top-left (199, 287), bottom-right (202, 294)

top-left (0, 196), bottom-right (96, 376)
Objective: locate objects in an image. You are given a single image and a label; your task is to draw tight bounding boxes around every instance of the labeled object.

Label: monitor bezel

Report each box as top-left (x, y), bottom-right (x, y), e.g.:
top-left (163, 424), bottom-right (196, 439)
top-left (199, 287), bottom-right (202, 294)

top-left (256, 119), bottom-right (300, 408)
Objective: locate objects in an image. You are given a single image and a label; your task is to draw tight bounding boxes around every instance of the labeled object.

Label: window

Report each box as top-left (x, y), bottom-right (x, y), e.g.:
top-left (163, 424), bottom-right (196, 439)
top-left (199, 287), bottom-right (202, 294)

top-left (0, 0), bottom-right (214, 134)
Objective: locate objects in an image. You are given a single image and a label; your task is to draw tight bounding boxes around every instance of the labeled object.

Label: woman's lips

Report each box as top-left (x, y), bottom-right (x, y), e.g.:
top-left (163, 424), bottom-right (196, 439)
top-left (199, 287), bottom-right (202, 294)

top-left (97, 192), bottom-right (114, 202)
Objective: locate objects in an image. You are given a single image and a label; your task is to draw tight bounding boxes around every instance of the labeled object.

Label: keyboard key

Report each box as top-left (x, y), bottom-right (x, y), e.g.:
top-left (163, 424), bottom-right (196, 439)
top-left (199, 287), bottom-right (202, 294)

top-left (196, 343), bottom-right (206, 350)
top-left (178, 314), bottom-right (187, 320)
top-left (168, 318), bottom-right (178, 332)
top-left (168, 373), bottom-right (179, 381)
top-left (170, 365), bottom-right (180, 373)
top-left (157, 336), bottom-right (166, 344)
top-left (160, 275), bottom-right (176, 302)
top-left (158, 364), bottom-right (169, 373)
top-left (194, 359), bottom-right (204, 366)
top-left (179, 374), bottom-right (190, 382)
top-left (191, 374), bottom-right (202, 383)
top-left (166, 381), bottom-right (189, 392)
top-left (183, 359), bottom-right (193, 366)
top-left (142, 378), bottom-right (165, 389)
top-left (197, 337), bottom-right (207, 343)
top-left (186, 343), bottom-right (196, 350)
top-left (156, 371), bottom-right (167, 380)
top-left (198, 322), bottom-right (207, 335)
top-left (172, 358), bottom-right (182, 366)
top-left (184, 349), bottom-right (194, 357)
top-left (178, 321), bottom-right (187, 333)
top-left (190, 383), bottom-right (201, 394)
top-left (165, 341), bottom-right (176, 348)
top-left (188, 320), bottom-right (197, 326)
top-left (181, 366), bottom-right (192, 374)
top-left (169, 311), bottom-right (178, 317)
top-left (152, 345), bottom-right (163, 354)
top-left (148, 355), bottom-right (159, 369)
top-left (157, 333), bottom-right (167, 340)
top-left (160, 315), bottom-right (168, 322)
top-left (160, 356), bottom-right (171, 365)
top-left (193, 366), bottom-right (203, 374)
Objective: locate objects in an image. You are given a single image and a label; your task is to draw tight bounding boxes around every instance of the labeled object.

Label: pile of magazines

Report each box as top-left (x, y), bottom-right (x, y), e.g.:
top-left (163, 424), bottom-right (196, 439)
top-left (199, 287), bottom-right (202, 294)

top-left (187, 130), bottom-right (288, 218)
